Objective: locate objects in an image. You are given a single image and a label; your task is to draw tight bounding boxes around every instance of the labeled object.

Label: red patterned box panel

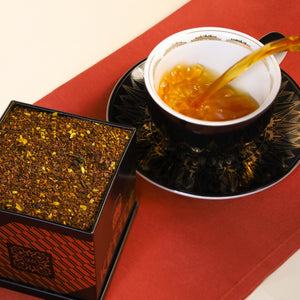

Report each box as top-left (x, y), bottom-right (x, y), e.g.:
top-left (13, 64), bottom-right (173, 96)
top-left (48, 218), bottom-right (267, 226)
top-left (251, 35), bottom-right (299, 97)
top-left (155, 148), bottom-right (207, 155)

top-left (0, 222), bottom-right (96, 294)
top-left (98, 191), bottom-right (134, 283)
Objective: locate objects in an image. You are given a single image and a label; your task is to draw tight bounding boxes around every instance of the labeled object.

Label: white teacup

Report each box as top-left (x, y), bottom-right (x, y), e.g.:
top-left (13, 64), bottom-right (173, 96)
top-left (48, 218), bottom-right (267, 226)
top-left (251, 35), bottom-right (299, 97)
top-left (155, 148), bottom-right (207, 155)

top-left (144, 27), bottom-right (282, 134)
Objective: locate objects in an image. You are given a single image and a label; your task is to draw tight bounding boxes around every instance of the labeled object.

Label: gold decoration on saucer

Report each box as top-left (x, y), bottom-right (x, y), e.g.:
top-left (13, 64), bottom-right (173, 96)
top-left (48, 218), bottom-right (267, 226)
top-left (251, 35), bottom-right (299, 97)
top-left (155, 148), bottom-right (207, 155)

top-left (108, 60), bottom-right (300, 198)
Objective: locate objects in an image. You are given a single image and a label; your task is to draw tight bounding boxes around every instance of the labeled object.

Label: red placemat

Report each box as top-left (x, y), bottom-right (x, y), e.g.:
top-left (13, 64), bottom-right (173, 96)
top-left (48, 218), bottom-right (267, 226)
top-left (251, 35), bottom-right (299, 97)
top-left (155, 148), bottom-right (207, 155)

top-left (1, 0), bottom-right (300, 299)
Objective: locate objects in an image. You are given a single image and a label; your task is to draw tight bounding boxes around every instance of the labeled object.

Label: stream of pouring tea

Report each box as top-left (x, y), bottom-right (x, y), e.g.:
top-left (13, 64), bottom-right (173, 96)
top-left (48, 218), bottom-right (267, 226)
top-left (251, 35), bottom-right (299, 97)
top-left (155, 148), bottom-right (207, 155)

top-left (202, 35), bottom-right (300, 100)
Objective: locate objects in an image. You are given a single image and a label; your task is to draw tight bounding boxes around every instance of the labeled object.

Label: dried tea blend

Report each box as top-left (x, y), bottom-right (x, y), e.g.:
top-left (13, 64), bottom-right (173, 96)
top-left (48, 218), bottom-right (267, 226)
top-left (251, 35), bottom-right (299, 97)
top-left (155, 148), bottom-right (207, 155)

top-left (0, 104), bottom-right (133, 231)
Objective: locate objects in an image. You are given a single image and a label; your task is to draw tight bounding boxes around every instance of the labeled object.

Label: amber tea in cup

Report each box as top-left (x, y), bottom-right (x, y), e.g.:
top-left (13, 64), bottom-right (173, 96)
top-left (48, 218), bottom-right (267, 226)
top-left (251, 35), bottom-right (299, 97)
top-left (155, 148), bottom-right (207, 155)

top-left (157, 63), bottom-right (259, 121)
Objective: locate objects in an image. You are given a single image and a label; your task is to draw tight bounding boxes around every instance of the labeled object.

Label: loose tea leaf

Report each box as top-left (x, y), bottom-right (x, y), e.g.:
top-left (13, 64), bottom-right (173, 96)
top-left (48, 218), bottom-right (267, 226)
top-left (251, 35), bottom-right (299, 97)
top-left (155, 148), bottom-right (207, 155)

top-left (0, 105), bottom-right (132, 231)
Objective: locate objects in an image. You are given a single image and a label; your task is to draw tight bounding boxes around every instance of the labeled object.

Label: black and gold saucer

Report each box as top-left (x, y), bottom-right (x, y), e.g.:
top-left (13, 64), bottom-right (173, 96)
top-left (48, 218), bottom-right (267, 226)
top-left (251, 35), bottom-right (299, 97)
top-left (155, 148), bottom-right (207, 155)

top-left (107, 59), bottom-right (300, 199)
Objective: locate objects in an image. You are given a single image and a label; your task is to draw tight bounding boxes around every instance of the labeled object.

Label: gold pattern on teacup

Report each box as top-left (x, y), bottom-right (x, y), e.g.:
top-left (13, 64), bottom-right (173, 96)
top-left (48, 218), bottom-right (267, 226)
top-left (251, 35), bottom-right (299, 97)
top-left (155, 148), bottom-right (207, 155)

top-left (191, 35), bottom-right (221, 42)
top-left (164, 41), bottom-right (187, 56)
top-left (226, 38), bottom-right (252, 50)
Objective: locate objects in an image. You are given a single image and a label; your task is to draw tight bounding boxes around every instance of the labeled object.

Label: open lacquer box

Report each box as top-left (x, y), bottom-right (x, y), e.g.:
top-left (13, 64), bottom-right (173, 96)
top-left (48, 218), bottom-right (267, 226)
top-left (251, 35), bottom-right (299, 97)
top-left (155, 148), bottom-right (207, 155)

top-left (0, 101), bottom-right (137, 300)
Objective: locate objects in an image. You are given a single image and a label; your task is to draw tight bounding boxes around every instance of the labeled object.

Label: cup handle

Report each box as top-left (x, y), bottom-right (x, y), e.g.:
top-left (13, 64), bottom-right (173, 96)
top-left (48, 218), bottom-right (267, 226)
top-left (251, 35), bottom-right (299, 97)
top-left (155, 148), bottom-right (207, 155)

top-left (259, 32), bottom-right (287, 64)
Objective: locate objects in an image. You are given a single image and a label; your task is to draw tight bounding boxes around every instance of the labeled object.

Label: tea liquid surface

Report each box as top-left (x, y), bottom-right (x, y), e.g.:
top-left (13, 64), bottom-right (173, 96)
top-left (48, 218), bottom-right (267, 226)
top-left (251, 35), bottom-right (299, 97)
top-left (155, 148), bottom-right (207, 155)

top-left (157, 63), bottom-right (259, 121)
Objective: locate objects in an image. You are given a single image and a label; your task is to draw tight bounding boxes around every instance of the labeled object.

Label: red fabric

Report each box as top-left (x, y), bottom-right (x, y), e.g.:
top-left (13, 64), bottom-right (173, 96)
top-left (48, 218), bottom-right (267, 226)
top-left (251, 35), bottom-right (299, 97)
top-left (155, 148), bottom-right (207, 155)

top-left (1, 0), bottom-right (300, 299)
